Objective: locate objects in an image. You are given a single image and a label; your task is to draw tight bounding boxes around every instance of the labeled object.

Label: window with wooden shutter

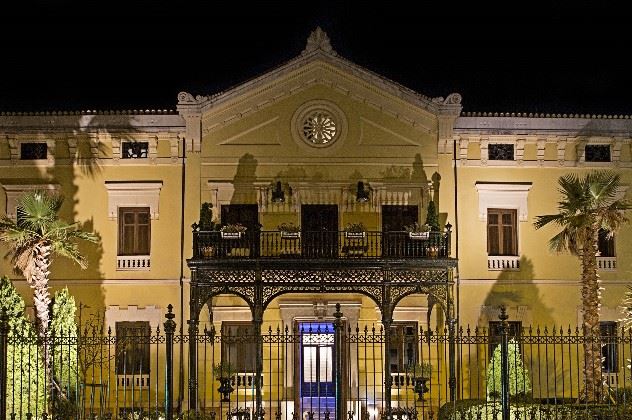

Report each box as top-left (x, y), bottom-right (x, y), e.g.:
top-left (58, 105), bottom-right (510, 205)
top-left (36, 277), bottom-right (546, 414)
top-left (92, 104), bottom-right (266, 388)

top-left (388, 323), bottom-right (418, 373)
top-left (221, 322), bottom-right (257, 372)
top-left (115, 321), bottom-right (151, 375)
top-left (118, 207), bottom-right (151, 256)
top-left (487, 209), bottom-right (517, 256)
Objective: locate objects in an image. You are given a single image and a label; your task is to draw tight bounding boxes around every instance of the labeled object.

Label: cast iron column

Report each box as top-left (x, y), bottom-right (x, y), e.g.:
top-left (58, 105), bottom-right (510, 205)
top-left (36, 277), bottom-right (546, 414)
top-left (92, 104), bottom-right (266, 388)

top-left (188, 274), bottom-right (200, 412)
top-left (381, 281), bottom-right (393, 420)
top-left (254, 275), bottom-right (264, 420)
top-left (164, 305), bottom-right (177, 420)
top-left (333, 304), bottom-right (345, 420)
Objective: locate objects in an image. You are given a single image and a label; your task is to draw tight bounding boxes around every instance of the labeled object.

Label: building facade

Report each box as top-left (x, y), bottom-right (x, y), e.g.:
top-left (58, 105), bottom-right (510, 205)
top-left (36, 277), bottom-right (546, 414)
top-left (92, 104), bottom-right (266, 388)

top-left (1, 28), bottom-right (631, 417)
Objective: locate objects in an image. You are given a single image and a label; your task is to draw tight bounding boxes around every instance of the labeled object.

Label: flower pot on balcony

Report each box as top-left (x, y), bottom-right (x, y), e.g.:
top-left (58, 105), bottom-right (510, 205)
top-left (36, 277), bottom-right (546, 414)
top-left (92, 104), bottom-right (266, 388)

top-left (217, 377), bottom-right (234, 402)
top-left (201, 245), bottom-right (215, 258)
top-left (221, 231), bottom-right (243, 239)
top-left (344, 231), bottom-right (366, 239)
top-left (427, 246), bottom-right (439, 258)
top-left (408, 231), bottom-right (430, 240)
top-left (413, 377), bottom-right (429, 401)
top-left (281, 231), bottom-right (301, 239)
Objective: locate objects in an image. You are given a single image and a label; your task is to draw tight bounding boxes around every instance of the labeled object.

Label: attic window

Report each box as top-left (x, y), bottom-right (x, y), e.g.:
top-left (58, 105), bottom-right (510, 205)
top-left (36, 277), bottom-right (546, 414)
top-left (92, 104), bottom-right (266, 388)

top-left (122, 142), bottom-right (149, 159)
top-left (20, 143), bottom-right (47, 160)
top-left (585, 145), bottom-right (611, 162)
top-left (488, 144), bottom-right (514, 161)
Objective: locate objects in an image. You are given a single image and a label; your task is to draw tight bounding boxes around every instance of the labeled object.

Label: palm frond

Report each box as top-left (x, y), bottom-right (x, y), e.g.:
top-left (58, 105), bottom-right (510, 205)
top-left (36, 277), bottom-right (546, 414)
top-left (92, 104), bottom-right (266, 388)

top-left (50, 241), bottom-right (88, 269)
top-left (534, 214), bottom-right (567, 230)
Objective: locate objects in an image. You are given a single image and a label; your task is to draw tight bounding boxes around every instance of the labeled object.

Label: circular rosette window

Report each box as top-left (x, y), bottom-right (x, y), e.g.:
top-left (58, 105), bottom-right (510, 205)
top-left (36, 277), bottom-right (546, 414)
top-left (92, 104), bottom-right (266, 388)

top-left (291, 100), bottom-right (347, 148)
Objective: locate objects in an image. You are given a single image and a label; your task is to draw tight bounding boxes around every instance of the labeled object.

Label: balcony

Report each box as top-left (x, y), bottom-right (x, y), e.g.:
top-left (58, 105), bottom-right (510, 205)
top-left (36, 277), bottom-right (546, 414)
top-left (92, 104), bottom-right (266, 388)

top-left (193, 230), bottom-right (451, 261)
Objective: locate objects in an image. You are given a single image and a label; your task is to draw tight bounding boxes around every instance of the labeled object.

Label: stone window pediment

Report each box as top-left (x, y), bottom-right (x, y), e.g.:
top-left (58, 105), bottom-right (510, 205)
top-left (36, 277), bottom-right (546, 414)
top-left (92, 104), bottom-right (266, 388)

top-left (105, 181), bottom-right (162, 220)
top-left (474, 182), bottom-right (532, 222)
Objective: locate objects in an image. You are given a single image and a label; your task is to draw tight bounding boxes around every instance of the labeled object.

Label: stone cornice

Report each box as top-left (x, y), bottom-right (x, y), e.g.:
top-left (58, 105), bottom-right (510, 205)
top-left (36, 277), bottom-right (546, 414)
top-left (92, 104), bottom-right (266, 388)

top-left (455, 116), bottom-right (632, 137)
top-left (0, 113), bottom-right (185, 131)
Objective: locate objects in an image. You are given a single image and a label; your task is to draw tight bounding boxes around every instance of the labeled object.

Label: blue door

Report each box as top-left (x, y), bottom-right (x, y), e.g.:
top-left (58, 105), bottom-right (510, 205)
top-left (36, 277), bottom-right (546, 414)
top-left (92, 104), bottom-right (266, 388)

top-left (300, 322), bottom-right (335, 398)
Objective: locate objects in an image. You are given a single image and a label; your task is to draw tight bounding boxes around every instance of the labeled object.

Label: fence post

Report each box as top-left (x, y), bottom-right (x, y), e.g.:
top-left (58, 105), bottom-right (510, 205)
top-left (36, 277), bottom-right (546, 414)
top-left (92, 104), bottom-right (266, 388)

top-left (333, 304), bottom-right (344, 420)
top-left (164, 304), bottom-right (176, 420)
top-left (0, 308), bottom-right (9, 420)
top-left (498, 305), bottom-right (510, 420)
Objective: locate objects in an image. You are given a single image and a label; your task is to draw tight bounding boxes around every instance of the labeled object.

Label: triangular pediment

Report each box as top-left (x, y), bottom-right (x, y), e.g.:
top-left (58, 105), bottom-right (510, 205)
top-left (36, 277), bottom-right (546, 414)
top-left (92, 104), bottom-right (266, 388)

top-left (178, 28), bottom-right (461, 127)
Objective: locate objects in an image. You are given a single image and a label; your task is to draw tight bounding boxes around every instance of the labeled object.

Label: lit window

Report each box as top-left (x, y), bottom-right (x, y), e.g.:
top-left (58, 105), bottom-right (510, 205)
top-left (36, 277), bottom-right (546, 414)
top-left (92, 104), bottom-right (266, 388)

top-left (488, 144), bottom-right (514, 161)
top-left (487, 209), bottom-right (517, 256)
top-left (20, 143), bottom-right (47, 160)
top-left (122, 142), bottom-right (149, 159)
top-left (585, 145), bottom-right (611, 162)
top-left (118, 207), bottom-right (151, 256)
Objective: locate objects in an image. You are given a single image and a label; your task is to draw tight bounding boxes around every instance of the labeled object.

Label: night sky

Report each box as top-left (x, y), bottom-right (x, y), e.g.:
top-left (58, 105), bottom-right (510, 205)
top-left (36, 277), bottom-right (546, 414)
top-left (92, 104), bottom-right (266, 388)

top-left (1, 2), bottom-right (630, 115)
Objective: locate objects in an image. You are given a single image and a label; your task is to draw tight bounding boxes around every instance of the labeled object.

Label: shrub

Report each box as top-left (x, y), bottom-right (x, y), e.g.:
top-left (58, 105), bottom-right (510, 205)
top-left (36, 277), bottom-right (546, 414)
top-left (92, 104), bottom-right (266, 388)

top-left (425, 200), bottom-right (441, 232)
top-left (0, 276), bottom-right (46, 418)
top-left (486, 337), bottom-right (531, 399)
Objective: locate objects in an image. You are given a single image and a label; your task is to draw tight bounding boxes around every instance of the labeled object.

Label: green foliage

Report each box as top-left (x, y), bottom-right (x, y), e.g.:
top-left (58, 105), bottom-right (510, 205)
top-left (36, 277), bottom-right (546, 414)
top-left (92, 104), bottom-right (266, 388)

top-left (344, 222), bottom-right (366, 233)
top-left (50, 287), bottom-right (80, 400)
top-left (408, 361), bottom-right (432, 378)
top-left (404, 222), bottom-right (430, 233)
top-left (0, 276), bottom-right (46, 417)
top-left (220, 223), bottom-right (247, 233)
top-left (425, 200), bottom-right (440, 232)
top-left (199, 202), bottom-right (215, 231)
top-left (212, 362), bottom-right (236, 378)
top-left (177, 411), bottom-right (215, 420)
top-left (438, 400), bottom-right (630, 420)
top-left (486, 338), bottom-right (531, 399)
top-left (277, 222), bottom-right (300, 233)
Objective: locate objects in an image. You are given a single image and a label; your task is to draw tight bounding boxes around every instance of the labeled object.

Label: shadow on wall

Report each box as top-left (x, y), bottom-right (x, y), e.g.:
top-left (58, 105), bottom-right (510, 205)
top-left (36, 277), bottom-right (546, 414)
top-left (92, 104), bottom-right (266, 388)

top-left (482, 256), bottom-right (554, 327)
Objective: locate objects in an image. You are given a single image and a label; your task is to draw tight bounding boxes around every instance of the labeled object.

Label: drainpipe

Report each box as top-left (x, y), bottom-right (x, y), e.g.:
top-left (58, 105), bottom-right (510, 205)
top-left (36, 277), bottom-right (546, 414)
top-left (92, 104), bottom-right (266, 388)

top-left (179, 136), bottom-right (186, 409)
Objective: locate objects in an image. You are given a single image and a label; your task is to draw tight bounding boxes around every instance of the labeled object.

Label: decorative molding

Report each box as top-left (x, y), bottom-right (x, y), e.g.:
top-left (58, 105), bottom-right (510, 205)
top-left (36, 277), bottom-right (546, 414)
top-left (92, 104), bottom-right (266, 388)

top-left (302, 27), bottom-right (336, 56)
top-left (105, 305), bottom-right (163, 330)
top-left (291, 100), bottom-right (347, 149)
top-left (1, 183), bottom-right (60, 220)
top-left (104, 181), bottom-right (163, 219)
top-left (474, 182), bottom-right (533, 222)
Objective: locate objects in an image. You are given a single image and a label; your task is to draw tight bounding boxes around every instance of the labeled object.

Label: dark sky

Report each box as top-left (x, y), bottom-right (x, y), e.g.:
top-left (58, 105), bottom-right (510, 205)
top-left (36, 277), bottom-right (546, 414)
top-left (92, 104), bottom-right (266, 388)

top-left (1, 2), bottom-right (630, 115)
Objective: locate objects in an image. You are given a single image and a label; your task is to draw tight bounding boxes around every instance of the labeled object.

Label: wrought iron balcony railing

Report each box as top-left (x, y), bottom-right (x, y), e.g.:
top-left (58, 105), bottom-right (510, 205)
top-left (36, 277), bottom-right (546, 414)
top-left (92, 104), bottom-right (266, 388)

top-left (192, 228), bottom-right (451, 260)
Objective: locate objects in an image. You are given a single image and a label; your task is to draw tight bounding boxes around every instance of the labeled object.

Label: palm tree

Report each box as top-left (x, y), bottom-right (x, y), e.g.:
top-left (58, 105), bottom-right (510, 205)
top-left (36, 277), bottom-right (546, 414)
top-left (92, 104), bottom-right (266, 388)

top-left (534, 171), bottom-right (629, 401)
top-left (0, 190), bottom-right (97, 339)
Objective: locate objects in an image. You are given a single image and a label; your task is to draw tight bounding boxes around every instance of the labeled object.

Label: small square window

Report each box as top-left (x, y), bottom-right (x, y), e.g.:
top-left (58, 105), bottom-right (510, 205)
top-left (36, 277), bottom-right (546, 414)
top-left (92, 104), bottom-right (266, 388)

top-left (488, 144), bottom-right (514, 160)
top-left (585, 145), bottom-right (611, 162)
top-left (122, 142), bottom-right (149, 159)
top-left (20, 143), bottom-right (47, 160)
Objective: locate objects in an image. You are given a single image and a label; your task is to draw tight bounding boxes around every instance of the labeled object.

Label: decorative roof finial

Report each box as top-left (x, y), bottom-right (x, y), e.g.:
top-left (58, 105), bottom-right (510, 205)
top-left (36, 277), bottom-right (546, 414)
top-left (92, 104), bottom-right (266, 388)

top-left (302, 26), bottom-right (336, 56)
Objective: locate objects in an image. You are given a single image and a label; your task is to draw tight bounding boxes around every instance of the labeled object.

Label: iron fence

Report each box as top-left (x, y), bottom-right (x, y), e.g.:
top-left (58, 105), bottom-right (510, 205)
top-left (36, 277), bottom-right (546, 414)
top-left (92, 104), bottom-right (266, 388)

top-left (2, 306), bottom-right (632, 419)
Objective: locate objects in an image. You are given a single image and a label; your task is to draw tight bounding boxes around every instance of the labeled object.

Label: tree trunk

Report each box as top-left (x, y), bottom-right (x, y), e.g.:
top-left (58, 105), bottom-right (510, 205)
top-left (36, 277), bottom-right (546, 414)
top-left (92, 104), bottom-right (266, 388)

top-left (581, 227), bottom-right (602, 402)
top-left (30, 243), bottom-right (52, 339)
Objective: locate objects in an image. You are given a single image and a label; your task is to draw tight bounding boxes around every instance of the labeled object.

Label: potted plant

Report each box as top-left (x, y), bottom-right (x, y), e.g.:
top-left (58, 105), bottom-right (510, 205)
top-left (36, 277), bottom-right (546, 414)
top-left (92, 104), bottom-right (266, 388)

top-left (405, 222), bottom-right (431, 240)
top-left (199, 202), bottom-right (215, 231)
top-left (344, 222), bottom-right (366, 239)
top-left (409, 362), bottom-right (432, 400)
top-left (213, 362), bottom-right (236, 402)
top-left (220, 223), bottom-right (247, 239)
top-left (278, 222), bottom-right (301, 239)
